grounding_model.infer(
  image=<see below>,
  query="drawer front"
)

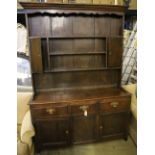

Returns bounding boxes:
[71,101,97,116]
[99,97,130,113]
[31,105,69,119]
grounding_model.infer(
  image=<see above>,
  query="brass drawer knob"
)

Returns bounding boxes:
[46,108,55,114]
[79,105,89,117]
[110,102,119,108]
[65,130,69,134]
[100,126,103,130]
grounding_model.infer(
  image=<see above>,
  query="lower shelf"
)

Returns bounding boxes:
[44,67,121,73]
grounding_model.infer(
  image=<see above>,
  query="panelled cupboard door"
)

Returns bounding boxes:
[108,37,123,67]
[72,115,97,144]
[35,118,70,148]
[99,112,128,138]
[30,38,43,73]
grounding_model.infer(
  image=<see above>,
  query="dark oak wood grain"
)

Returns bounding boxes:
[108,37,123,67]
[20,2,127,12]
[30,38,43,73]
[34,117,70,151]
[33,70,120,91]
[31,87,130,104]
[18,3,131,153]
[99,112,128,137]
[72,115,97,144]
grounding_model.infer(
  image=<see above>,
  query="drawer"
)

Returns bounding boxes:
[71,100,97,116]
[99,97,130,113]
[31,105,69,119]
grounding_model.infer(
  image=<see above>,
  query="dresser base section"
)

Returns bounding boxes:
[30,88,131,153]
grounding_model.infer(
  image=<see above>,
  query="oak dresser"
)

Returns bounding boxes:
[19,2,131,153]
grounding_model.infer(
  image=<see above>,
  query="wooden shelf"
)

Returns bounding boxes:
[30,36,107,39]
[29,36,123,39]
[49,51,106,56]
[50,36,107,39]
[44,67,121,73]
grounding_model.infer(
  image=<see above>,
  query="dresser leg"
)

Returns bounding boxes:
[35,148,41,154]
[124,134,128,141]
[35,144,41,154]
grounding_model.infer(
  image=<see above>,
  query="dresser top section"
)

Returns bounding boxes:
[19,2,127,13]
[31,87,130,104]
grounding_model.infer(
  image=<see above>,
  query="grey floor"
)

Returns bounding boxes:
[39,137,137,155]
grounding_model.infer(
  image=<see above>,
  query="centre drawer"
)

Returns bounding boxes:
[71,100,98,116]
[31,104,69,119]
[99,97,130,113]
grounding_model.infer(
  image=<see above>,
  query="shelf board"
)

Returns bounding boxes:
[44,67,121,73]
[30,36,107,39]
[50,36,107,39]
[49,51,106,56]
[29,36,123,39]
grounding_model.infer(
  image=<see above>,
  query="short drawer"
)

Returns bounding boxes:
[99,97,130,113]
[31,105,69,119]
[71,100,97,116]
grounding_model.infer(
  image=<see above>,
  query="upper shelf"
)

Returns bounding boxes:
[20,2,127,13]
[44,67,121,73]
[49,51,106,56]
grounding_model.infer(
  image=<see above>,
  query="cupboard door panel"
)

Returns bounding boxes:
[72,115,97,144]
[30,38,43,73]
[99,112,128,137]
[35,118,70,148]
[108,37,123,67]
